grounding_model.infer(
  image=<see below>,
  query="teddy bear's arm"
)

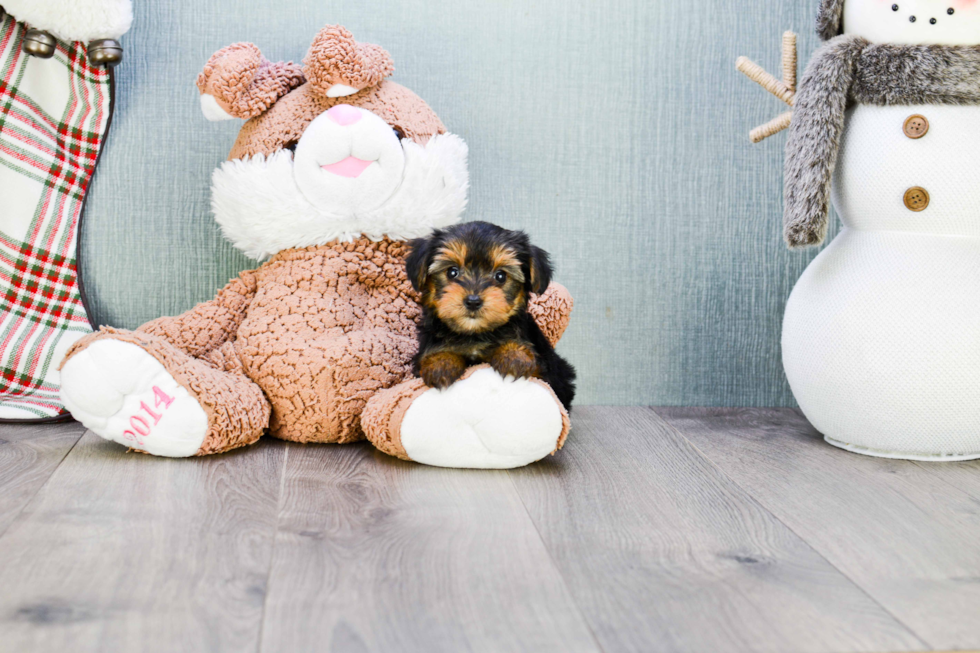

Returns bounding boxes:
[528,282,573,347]
[137,271,258,358]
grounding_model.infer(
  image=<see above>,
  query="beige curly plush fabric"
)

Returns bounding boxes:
[62,24,574,462]
[360,283,574,461]
[302,25,395,96]
[197,25,442,159]
[228,81,446,159]
[62,327,271,456]
[361,364,572,462]
[65,238,572,452]
[238,240,419,443]
[197,43,305,120]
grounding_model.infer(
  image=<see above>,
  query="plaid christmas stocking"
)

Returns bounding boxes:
[0,15,113,420]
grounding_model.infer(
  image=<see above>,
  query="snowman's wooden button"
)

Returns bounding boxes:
[903,115,929,139]
[904,186,930,212]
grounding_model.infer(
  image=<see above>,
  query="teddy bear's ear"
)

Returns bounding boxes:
[197,43,305,122]
[302,25,394,99]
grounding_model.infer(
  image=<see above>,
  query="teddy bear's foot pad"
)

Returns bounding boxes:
[60,340,209,457]
[399,367,566,469]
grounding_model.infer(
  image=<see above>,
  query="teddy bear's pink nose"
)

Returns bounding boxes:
[326,104,361,126]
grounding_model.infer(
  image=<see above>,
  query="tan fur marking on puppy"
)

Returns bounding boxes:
[434,240,467,268]
[420,279,439,310]
[489,341,539,380]
[418,350,467,389]
[489,245,519,270]
[479,286,520,329]
[489,246,526,283]
[435,284,474,328]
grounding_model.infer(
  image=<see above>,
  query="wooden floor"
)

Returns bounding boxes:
[1,407,978,653]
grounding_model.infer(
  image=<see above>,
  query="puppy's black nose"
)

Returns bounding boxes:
[464,295,483,310]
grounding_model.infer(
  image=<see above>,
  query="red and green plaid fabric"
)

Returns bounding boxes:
[0,15,112,419]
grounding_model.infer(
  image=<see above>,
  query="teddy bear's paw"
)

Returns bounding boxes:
[398,367,569,469]
[60,340,209,457]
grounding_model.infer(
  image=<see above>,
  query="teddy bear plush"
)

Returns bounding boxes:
[743,0,980,460]
[58,24,574,469]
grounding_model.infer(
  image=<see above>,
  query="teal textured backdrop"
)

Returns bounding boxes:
[81,0,838,406]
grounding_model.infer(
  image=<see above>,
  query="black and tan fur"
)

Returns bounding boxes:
[406,221,576,410]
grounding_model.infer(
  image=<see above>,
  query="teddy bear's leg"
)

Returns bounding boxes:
[362,365,570,469]
[60,329,270,457]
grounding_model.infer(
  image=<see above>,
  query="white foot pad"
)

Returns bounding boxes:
[59,341,209,457]
[400,367,565,469]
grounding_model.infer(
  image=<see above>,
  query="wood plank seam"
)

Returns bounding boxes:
[0,424,86,542]
[258,442,602,652]
[509,407,924,652]
[645,406,932,652]
[256,444,291,653]
[909,459,980,500]
[504,472,609,653]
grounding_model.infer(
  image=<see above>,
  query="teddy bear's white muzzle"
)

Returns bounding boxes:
[293,105,406,214]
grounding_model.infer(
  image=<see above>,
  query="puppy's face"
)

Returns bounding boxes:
[407,222,554,334]
[422,237,527,334]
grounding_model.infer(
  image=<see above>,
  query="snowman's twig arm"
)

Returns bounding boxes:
[784,35,868,248]
[782,32,797,92]
[750,111,793,144]
[736,57,795,106]
[736,32,798,143]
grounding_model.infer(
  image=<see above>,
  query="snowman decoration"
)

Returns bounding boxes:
[740,0,980,460]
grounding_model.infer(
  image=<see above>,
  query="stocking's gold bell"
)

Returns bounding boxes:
[24,29,56,59]
[87,39,123,67]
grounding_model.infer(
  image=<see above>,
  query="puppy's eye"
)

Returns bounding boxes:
[447,267,460,280]
[494,270,507,283]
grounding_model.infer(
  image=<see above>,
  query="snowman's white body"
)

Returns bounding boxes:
[783,104,980,459]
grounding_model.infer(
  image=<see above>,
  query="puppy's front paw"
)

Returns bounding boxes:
[490,342,539,380]
[419,352,467,389]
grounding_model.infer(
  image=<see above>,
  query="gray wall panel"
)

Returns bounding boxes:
[81,0,836,405]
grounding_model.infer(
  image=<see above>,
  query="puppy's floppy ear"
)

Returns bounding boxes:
[405,237,434,292]
[528,245,553,295]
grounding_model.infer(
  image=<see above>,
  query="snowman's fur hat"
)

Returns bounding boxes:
[817,0,846,41]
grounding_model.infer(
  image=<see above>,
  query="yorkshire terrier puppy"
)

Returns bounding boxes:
[406,221,576,410]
